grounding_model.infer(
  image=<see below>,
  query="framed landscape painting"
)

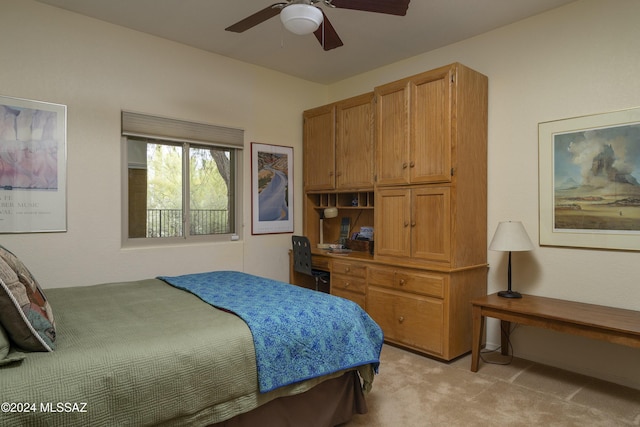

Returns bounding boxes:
[0,95,67,233]
[539,106,640,250]
[251,142,293,235]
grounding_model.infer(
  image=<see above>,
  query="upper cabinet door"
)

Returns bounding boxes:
[375,80,410,186]
[336,93,374,190]
[375,64,454,186]
[303,104,335,191]
[410,67,452,184]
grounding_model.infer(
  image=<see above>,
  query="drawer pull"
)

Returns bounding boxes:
[399,279,405,286]
[345,282,350,288]
[345,267,350,273]
[398,316,405,323]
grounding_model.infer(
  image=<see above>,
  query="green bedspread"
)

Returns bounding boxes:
[0,279,368,426]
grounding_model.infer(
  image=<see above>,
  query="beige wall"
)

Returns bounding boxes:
[328,0,640,389]
[0,0,326,286]
[2,0,639,388]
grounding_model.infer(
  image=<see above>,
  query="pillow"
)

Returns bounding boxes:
[0,322,26,366]
[0,246,55,351]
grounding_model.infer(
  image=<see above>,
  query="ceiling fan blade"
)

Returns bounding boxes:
[225,3,285,33]
[313,11,343,51]
[329,0,410,16]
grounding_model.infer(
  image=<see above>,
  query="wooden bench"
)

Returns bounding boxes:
[471,293,640,372]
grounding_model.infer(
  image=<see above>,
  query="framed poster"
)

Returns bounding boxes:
[539,106,640,250]
[0,95,67,233]
[251,142,294,235]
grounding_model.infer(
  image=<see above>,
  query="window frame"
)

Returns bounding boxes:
[120,115,243,247]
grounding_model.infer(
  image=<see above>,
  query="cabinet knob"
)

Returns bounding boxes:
[402,162,408,169]
[411,221,416,227]
[410,161,415,168]
[398,316,405,323]
[329,171,334,176]
[404,221,409,227]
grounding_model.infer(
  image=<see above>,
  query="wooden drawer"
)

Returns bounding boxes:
[332,287,366,310]
[332,275,366,295]
[367,286,444,356]
[332,260,367,278]
[368,266,445,298]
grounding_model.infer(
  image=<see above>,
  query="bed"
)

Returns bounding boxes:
[0,247,383,427]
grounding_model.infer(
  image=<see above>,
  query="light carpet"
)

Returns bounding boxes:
[346,344,640,426]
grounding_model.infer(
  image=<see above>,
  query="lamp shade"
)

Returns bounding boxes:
[323,207,338,219]
[280,4,323,35]
[489,221,534,252]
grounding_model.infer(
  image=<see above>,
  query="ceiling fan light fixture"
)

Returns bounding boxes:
[280,4,323,35]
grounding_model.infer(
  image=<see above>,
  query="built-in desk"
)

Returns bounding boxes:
[312,249,375,261]
[289,247,372,270]
[289,248,488,361]
[288,249,373,294]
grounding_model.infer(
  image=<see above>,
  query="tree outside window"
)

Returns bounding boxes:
[127,138,235,239]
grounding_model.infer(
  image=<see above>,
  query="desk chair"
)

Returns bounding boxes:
[291,235,330,292]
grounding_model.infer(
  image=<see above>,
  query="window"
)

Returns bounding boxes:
[122,112,243,243]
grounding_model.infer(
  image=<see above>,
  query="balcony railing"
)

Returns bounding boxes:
[147,209,229,237]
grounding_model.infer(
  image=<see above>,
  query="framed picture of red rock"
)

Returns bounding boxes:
[250,142,293,235]
[0,95,67,233]
[539,107,640,250]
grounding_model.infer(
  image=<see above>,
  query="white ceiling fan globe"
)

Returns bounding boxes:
[280,4,323,35]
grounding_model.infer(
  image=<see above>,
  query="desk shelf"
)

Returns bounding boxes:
[304,192,374,248]
[308,191,374,209]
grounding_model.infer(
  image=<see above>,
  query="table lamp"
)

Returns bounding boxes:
[317,207,338,249]
[489,221,534,298]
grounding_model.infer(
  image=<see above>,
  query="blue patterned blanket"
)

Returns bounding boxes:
[158,271,383,393]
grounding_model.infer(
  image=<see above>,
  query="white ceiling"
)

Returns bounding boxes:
[35,0,575,84]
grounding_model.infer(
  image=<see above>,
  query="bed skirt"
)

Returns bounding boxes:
[211,371,368,427]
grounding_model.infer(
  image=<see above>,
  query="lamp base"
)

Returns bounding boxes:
[498,290,522,298]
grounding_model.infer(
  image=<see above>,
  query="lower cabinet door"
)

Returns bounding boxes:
[366,286,444,356]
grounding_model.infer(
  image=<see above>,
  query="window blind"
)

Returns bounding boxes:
[121,111,244,149]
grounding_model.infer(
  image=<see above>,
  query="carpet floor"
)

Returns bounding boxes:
[346,344,640,426]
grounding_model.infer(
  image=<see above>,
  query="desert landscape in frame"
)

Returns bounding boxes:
[553,123,640,231]
[539,107,640,250]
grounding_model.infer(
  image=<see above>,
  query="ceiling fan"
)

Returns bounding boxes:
[225,0,411,51]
